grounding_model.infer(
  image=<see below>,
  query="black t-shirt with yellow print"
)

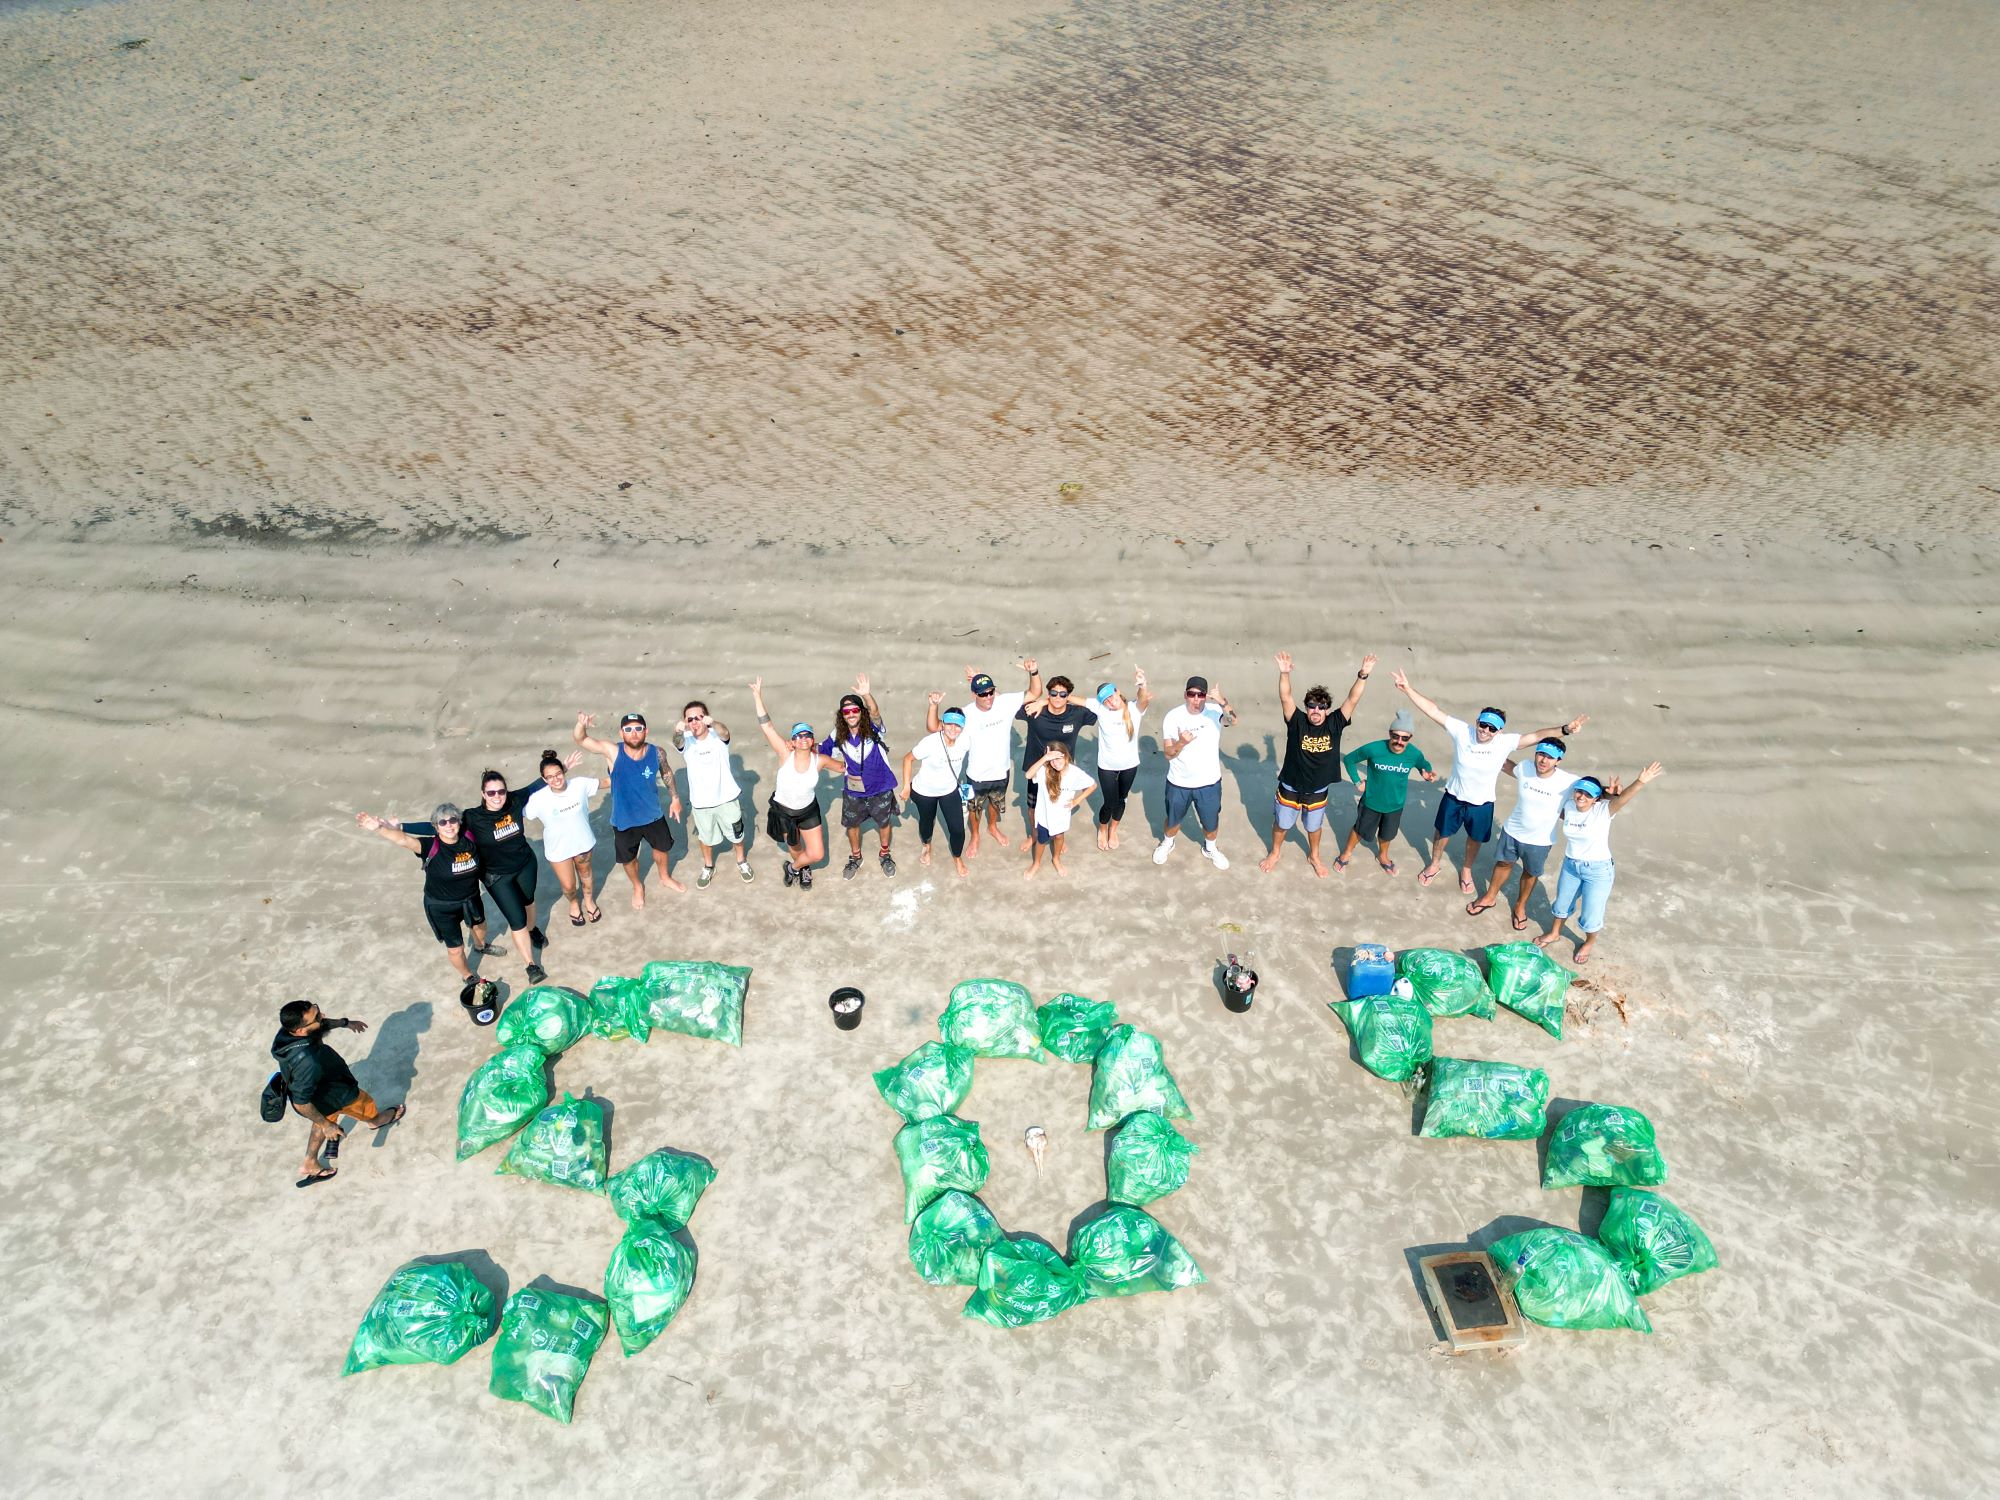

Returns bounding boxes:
[1279,706,1350,791]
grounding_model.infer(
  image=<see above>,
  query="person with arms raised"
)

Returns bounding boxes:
[573,709,686,909]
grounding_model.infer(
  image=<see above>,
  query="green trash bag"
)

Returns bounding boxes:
[1597,1188,1718,1296]
[488,1286,609,1424]
[588,975,647,1041]
[1334,993,1434,1082]
[1543,1103,1668,1190]
[498,1092,608,1193]
[1418,1057,1551,1140]
[1069,1206,1206,1298]
[638,960,750,1047]
[1086,1026,1193,1131]
[606,1148,716,1229]
[1105,1110,1199,1206]
[873,1040,976,1123]
[494,985,592,1055]
[1037,992,1120,1063]
[1489,1228,1652,1333]
[342,1260,496,1375]
[1395,949,1496,1019]
[603,1217,697,1356]
[963,1238,1092,1328]
[1485,942,1571,1038]
[908,1189,1004,1287]
[456,1044,550,1161]
[894,1113,990,1223]
[939,978,1045,1061]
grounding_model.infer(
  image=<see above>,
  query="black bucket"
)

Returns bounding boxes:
[461,979,500,1027]
[829,986,865,1030]
[1221,960,1257,1013]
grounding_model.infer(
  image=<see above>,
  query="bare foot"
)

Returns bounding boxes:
[1051,855,1066,875]
[1574,937,1597,962]
[919,845,933,866]
[1022,862,1039,881]
[1258,853,1280,872]
[1309,857,1331,878]
[629,886,646,910]
[1096,831,1109,851]
[953,858,969,878]
[990,828,1012,847]
[1108,829,1121,849]
[661,876,686,894]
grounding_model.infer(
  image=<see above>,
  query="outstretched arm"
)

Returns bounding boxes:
[750,679,792,757]
[855,673,882,728]
[1521,712,1590,744]
[1021,656,1043,708]
[355,812,422,854]
[1132,666,1154,713]
[573,711,616,765]
[1275,652,1297,718]
[926,690,945,735]
[1391,670,1450,728]
[1607,761,1664,814]
[1337,653,1378,718]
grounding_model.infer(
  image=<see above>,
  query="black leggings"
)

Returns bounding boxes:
[481,864,538,932]
[1097,766,1138,825]
[911,791,966,857]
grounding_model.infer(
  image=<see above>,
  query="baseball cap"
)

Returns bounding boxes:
[1185,675,1209,694]
[1475,709,1507,730]
[970,673,997,695]
[1095,682,1117,704]
[619,712,646,728]
[940,709,967,727]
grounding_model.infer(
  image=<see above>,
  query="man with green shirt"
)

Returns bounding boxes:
[1335,709,1436,875]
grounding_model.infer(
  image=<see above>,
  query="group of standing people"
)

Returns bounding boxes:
[346,654,1664,1015]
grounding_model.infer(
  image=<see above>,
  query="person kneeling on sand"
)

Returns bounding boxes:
[1536,762,1665,963]
[1024,742,1096,878]
[272,1000,401,1188]
[1154,675,1235,870]
[1336,709,1436,874]
[573,710,686,908]
[750,678,842,890]
[1467,737,1579,930]
[674,699,754,888]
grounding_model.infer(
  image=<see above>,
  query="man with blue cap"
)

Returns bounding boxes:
[1391,670,1586,895]
[1467,737,1580,928]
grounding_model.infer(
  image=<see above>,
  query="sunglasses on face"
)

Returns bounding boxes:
[1388,734,1411,744]
[1048,689,1070,699]
[1187,691,1207,699]
[437,818,462,828]
[842,708,862,716]
[482,788,506,798]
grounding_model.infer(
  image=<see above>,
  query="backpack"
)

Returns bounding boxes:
[260,1070,290,1123]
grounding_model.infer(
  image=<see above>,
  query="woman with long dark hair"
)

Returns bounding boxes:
[818,674,899,879]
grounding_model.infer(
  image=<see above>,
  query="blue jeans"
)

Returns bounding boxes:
[1163,779,1222,836]
[1551,857,1615,934]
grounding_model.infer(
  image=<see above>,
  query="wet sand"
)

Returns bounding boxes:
[2,0,1998,1496]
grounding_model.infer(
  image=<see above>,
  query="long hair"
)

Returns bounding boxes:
[1042,746,1068,800]
[835,697,880,749]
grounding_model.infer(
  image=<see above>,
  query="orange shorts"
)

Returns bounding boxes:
[295,1090,379,1125]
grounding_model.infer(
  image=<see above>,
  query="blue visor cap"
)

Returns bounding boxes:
[1095,682,1117,704]
[1572,777,1605,800]
[790,722,815,738]
[1476,711,1507,730]
[940,709,967,727]
[1535,739,1566,760]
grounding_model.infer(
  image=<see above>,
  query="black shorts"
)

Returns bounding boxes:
[424,893,485,947]
[481,863,537,931]
[842,789,899,830]
[766,797,824,846]
[1354,805,1404,843]
[613,818,675,864]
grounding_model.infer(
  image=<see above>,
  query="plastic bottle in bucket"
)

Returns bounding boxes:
[460,977,499,1027]
[829,986,865,1030]
[1221,954,1258,1013]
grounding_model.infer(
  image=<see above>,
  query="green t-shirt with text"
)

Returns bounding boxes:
[1342,740,1433,813]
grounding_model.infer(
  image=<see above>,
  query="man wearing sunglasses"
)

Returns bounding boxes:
[1259,649,1377,876]
[574,709,687,909]
[1468,738,1580,930]
[929,659,1042,860]
[673,699,753,888]
[1154,675,1236,869]
[1336,709,1436,874]
[1016,673,1089,835]
[1392,671,1586,895]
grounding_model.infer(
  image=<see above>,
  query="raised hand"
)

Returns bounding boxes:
[355,812,382,831]
[1392,669,1411,693]
[749,676,764,697]
[1133,665,1147,688]
[1022,657,1038,676]
[577,710,597,730]
[1637,761,1664,784]
[963,664,977,684]
[1275,651,1294,674]
[1564,713,1591,735]
[927,690,944,706]
[855,673,871,697]
[1358,652,1378,676]
[564,750,583,770]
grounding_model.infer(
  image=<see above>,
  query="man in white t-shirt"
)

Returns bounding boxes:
[1466,737,1579,930]
[1393,670,1586,896]
[1153,675,1236,870]
[673,699,752,888]
[926,659,1042,860]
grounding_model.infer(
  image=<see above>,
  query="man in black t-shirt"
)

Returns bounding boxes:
[271,999,404,1186]
[1259,650,1377,876]
[1016,674,1090,832]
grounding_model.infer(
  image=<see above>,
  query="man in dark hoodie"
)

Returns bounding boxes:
[271,1000,404,1186]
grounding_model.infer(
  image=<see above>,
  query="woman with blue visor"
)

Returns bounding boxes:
[1535,760,1665,963]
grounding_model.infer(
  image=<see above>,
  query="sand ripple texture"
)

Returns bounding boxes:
[2,0,1997,543]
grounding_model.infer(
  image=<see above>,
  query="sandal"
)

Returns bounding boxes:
[1332,855,1351,871]
[585,903,602,923]
[1512,914,1530,931]
[1467,899,1495,916]
[1418,866,1439,886]
[569,909,587,927]
[295,1166,338,1188]
[373,1104,407,1129]
[1379,859,1397,876]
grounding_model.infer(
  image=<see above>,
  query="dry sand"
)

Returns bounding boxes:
[1,0,1998,1496]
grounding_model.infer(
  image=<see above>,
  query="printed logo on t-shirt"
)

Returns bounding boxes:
[490,815,520,841]
[450,851,476,874]
[1298,731,1334,754]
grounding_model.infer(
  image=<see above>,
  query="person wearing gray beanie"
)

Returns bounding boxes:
[1334,709,1437,874]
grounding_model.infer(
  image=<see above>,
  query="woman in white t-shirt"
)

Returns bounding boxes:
[750,678,844,891]
[1536,761,1664,963]
[522,749,605,926]
[1088,670,1152,851]
[1023,743,1097,879]
[900,695,972,877]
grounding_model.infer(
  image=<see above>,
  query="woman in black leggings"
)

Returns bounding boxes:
[900,698,971,877]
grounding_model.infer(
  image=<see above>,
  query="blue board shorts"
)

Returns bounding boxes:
[1433,792,1495,843]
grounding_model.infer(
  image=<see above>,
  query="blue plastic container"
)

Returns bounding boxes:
[1345,943,1396,999]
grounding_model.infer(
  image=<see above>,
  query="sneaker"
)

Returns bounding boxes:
[1202,843,1230,871]
[526,963,547,985]
[1153,837,1176,865]
[843,855,862,880]
[529,926,546,950]
[799,866,814,889]
[738,861,755,883]
[783,862,797,887]
[697,864,715,889]
[880,853,896,877]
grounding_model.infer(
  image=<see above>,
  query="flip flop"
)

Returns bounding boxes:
[295,1167,337,1189]
[1467,900,1495,916]
[569,910,587,927]
[1418,866,1439,886]
[585,904,602,923]
[1333,856,1351,871]
[1459,871,1476,895]
[1379,859,1397,875]
[372,1104,407,1129]
[1512,914,1530,931]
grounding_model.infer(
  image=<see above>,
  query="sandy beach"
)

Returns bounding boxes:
[2,1,1997,1496]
